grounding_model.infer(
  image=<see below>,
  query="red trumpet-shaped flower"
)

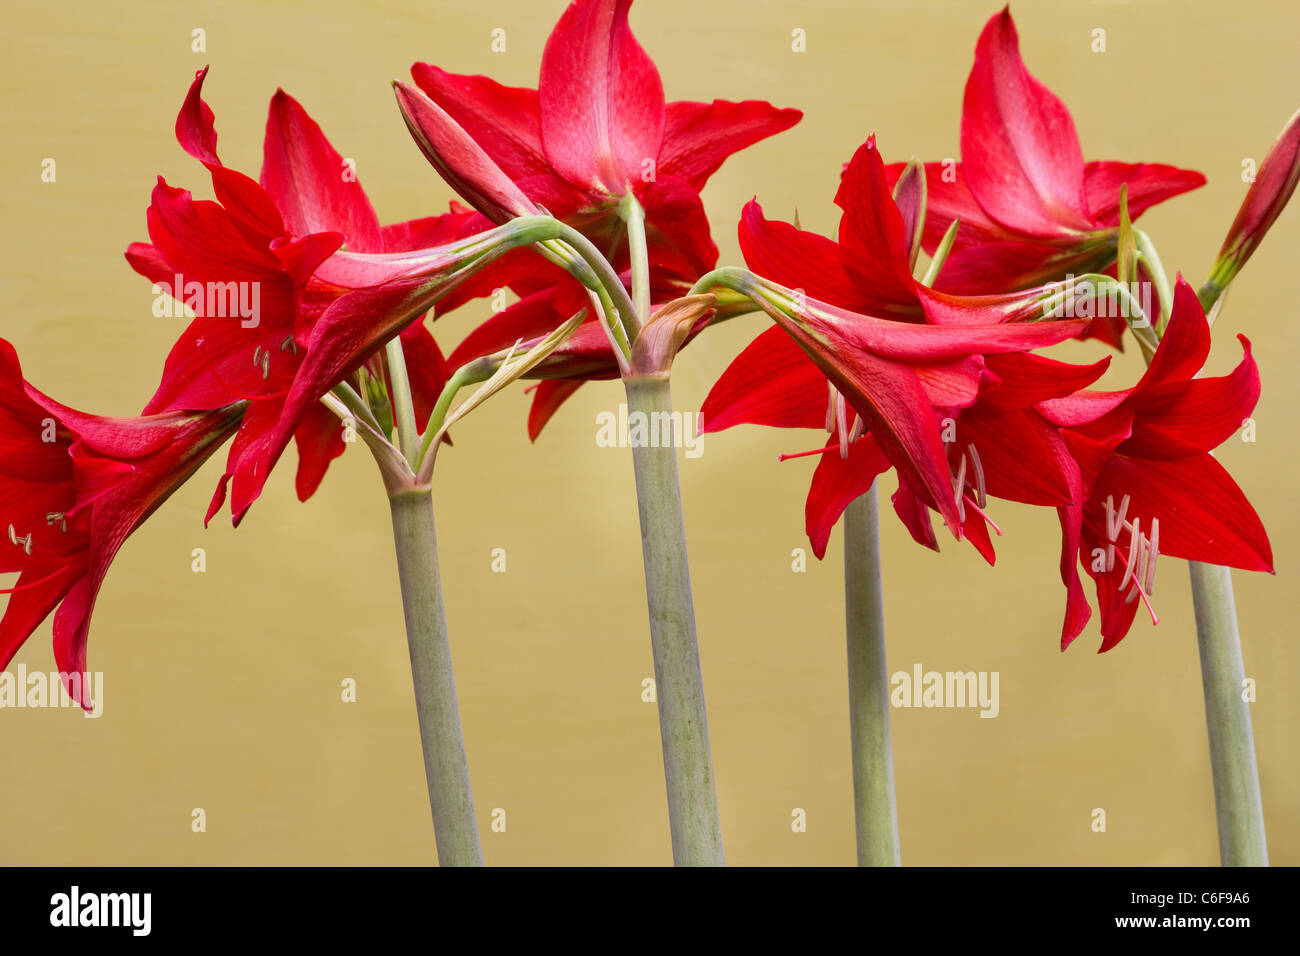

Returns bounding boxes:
[701,321,1105,571]
[128,69,541,522]
[0,340,242,710]
[718,271,1087,537]
[703,131,1092,537]
[888,8,1204,297]
[404,0,801,284]
[1041,278,1272,650]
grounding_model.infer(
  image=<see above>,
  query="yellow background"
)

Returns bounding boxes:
[0,0,1295,865]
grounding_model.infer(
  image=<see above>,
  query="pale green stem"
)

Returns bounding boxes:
[624,376,724,866]
[1187,561,1268,865]
[385,336,420,464]
[388,490,483,866]
[687,266,754,299]
[329,381,384,437]
[843,486,901,866]
[619,193,651,324]
[377,334,481,866]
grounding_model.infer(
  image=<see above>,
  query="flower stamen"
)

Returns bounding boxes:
[7,524,32,555]
[963,494,1003,536]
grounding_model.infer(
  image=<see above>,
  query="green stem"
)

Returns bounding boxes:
[388,491,483,866]
[1188,562,1268,865]
[624,376,724,866]
[843,485,901,866]
[619,193,651,324]
[413,360,494,473]
[384,336,420,464]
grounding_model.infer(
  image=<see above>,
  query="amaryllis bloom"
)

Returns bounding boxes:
[701,319,1105,559]
[129,69,542,522]
[1041,278,1273,650]
[889,8,1204,297]
[405,0,800,284]
[740,133,1106,328]
[0,340,242,709]
[717,271,1087,537]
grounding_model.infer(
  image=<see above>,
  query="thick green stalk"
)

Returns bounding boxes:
[843,485,901,866]
[624,375,724,866]
[1188,562,1268,865]
[385,336,420,463]
[619,193,652,324]
[388,491,483,867]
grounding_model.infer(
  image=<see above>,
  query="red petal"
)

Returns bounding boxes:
[1137,277,1210,388]
[292,402,347,502]
[891,481,938,551]
[146,178,280,282]
[982,352,1111,406]
[958,407,1074,506]
[806,437,890,559]
[1089,453,1273,574]
[738,201,900,316]
[538,0,665,195]
[0,565,80,671]
[1127,335,1259,459]
[659,99,801,191]
[960,9,1092,234]
[260,90,383,252]
[834,137,919,305]
[1083,161,1206,225]
[699,325,826,433]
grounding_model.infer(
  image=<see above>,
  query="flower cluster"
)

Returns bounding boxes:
[1,0,1291,705]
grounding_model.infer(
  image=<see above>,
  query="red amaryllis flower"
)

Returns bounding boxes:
[701,320,1105,563]
[888,8,1204,297]
[128,69,540,522]
[0,340,242,709]
[405,0,800,284]
[1041,278,1272,650]
[740,133,1107,328]
[717,271,1087,537]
